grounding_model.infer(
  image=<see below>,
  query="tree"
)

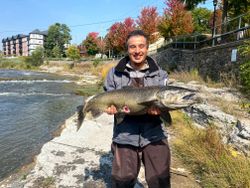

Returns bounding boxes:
[83,32,100,55]
[209,9,222,34]
[225,0,249,18]
[136,6,160,43]
[106,17,136,54]
[66,45,80,61]
[96,36,106,54]
[192,7,212,34]
[182,0,249,32]
[52,45,61,58]
[44,23,71,57]
[221,0,249,33]
[158,0,194,38]
[25,46,44,67]
[238,41,250,92]
[180,0,206,10]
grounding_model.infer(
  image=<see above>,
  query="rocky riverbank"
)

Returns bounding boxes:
[0,112,200,188]
[1,61,249,187]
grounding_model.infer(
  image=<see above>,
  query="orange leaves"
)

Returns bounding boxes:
[159,0,194,38]
[106,17,136,52]
[136,6,160,43]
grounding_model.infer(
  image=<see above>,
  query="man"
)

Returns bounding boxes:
[104,30,171,188]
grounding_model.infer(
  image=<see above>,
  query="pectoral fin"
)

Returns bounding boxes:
[160,110,172,126]
[115,114,126,125]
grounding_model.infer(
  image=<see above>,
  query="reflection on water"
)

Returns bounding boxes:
[0,69,83,180]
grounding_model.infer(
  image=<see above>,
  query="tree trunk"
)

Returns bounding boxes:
[222,0,228,33]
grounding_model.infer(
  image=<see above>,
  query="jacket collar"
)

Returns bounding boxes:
[115,56,159,73]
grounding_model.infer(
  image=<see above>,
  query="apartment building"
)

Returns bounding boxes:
[1,29,47,56]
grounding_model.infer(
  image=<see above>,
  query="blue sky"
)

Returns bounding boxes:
[0,0,213,49]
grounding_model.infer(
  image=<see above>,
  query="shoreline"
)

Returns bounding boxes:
[0,64,102,186]
[0,113,77,187]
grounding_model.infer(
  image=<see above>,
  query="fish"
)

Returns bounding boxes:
[77,85,199,130]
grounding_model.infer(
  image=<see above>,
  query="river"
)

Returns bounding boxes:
[0,69,83,180]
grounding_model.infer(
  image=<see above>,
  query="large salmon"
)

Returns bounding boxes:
[77,86,199,130]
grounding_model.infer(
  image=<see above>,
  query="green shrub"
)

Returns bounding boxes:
[66,45,81,61]
[93,59,101,67]
[239,60,250,92]
[238,40,250,92]
[25,47,44,67]
[0,57,27,69]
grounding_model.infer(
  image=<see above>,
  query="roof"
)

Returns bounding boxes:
[30,29,48,35]
[30,29,41,34]
[17,34,28,38]
[41,30,48,35]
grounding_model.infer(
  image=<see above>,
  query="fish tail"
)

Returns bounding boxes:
[76,105,85,131]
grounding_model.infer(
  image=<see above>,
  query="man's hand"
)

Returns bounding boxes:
[147,106,161,115]
[105,105,117,115]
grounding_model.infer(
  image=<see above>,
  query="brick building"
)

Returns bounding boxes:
[1,29,47,56]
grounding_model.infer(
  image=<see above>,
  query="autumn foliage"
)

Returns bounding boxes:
[158,0,194,38]
[209,9,223,34]
[106,17,136,53]
[83,32,101,55]
[81,0,197,55]
[136,6,160,43]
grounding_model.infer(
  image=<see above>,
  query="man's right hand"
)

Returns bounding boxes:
[105,105,117,115]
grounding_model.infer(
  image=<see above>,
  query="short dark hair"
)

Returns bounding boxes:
[125,30,149,49]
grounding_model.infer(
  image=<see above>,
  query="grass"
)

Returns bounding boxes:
[206,96,250,119]
[169,69,227,88]
[42,176,56,188]
[50,60,117,78]
[0,57,40,70]
[170,111,250,188]
[74,84,103,96]
[169,68,249,118]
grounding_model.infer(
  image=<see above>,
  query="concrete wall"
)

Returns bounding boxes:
[153,40,247,81]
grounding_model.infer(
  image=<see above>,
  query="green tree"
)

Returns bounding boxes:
[52,45,62,58]
[238,40,250,92]
[66,45,80,61]
[180,0,206,10]
[44,23,71,57]
[221,0,249,33]
[83,32,100,56]
[192,8,212,34]
[25,46,44,67]
[224,0,249,18]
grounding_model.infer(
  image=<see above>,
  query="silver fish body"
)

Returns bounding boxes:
[77,85,198,130]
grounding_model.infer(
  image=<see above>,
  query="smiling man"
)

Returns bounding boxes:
[104,30,171,188]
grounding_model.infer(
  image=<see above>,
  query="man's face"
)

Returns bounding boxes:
[127,35,148,65]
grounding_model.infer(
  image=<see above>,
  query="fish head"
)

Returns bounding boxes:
[156,86,200,110]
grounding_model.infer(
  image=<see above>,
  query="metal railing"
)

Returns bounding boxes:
[158,11,250,51]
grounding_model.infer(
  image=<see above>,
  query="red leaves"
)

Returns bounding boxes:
[106,17,136,52]
[159,0,194,38]
[81,1,197,54]
[136,6,160,43]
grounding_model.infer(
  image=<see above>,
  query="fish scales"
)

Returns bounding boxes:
[77,86,199,130]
